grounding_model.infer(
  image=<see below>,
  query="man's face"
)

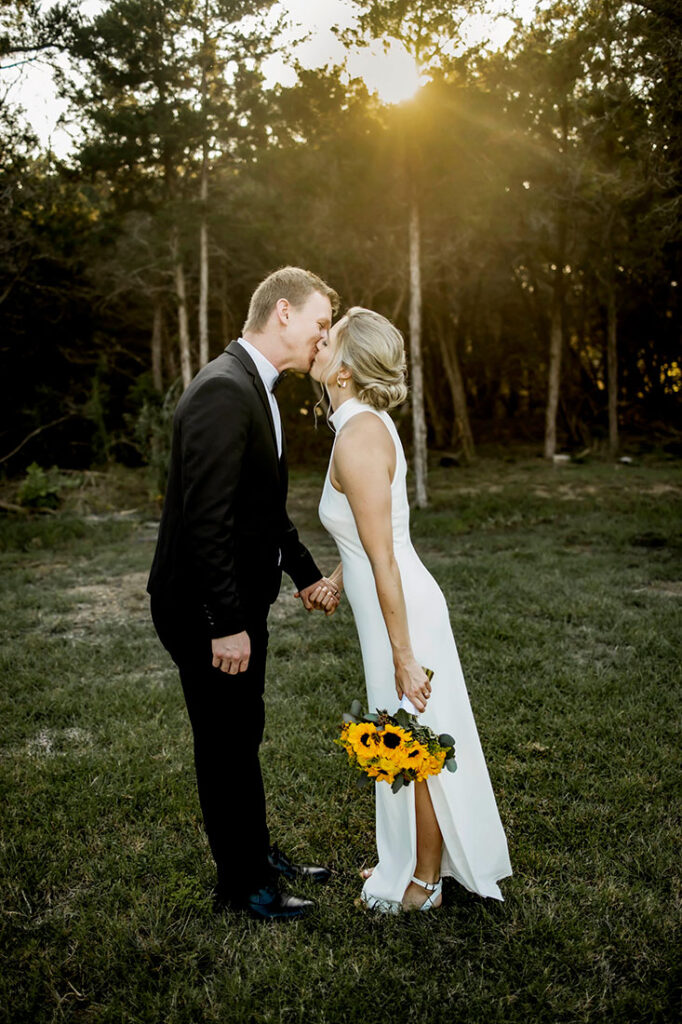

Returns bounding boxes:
[283,291,332,372]
[310,317,343,385]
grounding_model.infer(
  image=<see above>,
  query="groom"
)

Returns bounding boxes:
[148,267,340,921]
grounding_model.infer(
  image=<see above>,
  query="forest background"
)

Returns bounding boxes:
[1,0,681,503]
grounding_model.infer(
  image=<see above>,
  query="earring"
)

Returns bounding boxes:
[336,376,347,389]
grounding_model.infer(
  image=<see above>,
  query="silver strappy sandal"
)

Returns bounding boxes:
[409,874,443,911]
[361,891,401,914]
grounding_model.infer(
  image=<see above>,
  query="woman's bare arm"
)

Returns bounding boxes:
[333,413,431,712]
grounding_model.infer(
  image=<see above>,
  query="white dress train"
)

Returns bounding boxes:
[318,398,512,907]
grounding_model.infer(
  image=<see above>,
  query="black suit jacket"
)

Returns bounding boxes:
[148,341,321,637]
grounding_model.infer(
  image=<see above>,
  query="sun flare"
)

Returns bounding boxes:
[347,40,423,105]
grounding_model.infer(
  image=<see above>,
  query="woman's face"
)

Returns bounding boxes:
[310,317,344,384]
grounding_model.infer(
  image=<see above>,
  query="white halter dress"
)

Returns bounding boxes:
[318,397,512,907]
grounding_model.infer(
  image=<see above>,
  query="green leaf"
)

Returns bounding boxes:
[438,733,455,748]
[350,699,363,719]
[342,713,359,724]
[391,775,405,794]
[394,709,413,728]
[356,772,374,790]
[445,759,458,773]
[364,713,379,723]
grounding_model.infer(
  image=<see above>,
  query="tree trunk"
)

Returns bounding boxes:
[198,2,210,368]
[408,199,428,508]
[171,227,192,390]
[198,177,209,366]
[424,369,446,449]
[545,107,569,459]
[437,317,475,463]
[519,366,530,416]
[606,261,619,457]
[151,297,163,391]
[544,272,564,458]
[220,265,232,348]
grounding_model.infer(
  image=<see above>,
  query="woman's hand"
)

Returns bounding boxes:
[294,577,340,616]
[395,658,432,713]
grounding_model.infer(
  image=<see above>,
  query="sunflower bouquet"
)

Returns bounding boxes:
[337,686,457,794]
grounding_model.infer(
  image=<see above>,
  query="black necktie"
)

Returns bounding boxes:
[271,372,286,394]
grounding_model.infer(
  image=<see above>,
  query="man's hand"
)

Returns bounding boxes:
[294,578,341,616]
[211,631,251,674]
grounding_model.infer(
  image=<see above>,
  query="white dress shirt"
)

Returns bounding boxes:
[236,337,282,458]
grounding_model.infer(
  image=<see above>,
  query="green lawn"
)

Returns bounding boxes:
[1,455,680,1024]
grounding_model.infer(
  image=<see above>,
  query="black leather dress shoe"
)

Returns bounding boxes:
[244,884,314,921]
[268,844,331,884]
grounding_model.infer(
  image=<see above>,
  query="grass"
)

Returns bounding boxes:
[1,454,680,1024]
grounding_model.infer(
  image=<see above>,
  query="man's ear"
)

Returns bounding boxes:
[275,298,289,324]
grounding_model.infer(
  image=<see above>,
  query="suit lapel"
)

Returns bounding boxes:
[279,428,288,495]
[226,341,280,467]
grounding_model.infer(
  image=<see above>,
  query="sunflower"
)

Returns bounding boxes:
[340,722,379,763]
[415,749,447,781]
[379,723,410,752]
[366,756,399,783]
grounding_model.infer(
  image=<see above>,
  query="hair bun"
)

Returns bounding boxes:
[359,378,408,412]
[331,307,408,412]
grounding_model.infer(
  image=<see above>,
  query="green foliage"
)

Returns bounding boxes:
[17,463,62,509]
[83,354,113,464]
[1,0,681,474]
[126,376,182,495]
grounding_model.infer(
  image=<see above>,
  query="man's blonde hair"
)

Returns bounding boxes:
[243,266,340,333]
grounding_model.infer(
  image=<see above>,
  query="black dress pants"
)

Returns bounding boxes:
[150,592,272,904]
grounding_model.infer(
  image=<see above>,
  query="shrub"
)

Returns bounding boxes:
[125,376,181,496]
[17,463,62,509]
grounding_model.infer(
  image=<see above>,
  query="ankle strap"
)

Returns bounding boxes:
[411,875,441,892]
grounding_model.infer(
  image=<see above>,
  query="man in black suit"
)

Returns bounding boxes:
[148,267,340,920]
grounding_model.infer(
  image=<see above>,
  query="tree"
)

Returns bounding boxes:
[339,0,480,506]
[66,0,279,388]
[0,0,77,66]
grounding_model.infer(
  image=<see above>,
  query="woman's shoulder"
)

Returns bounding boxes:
[334,409,395,471]
[336,407,391,442]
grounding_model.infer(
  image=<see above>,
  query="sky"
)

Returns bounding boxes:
[4,0,539,158]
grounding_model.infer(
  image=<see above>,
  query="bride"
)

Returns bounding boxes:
[305,307,512,912]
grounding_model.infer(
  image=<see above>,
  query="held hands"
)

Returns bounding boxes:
[395,658,432,714]
[294,577,341,616]
[212,630,251,674]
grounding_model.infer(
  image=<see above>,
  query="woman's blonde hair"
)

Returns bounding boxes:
[325,307,408,412]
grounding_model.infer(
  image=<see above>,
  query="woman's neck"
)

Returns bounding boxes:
[328,389,357,412]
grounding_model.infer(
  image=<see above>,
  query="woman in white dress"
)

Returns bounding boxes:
[307,307,512,913]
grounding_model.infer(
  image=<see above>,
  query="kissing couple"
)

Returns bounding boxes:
[148,267,511,921]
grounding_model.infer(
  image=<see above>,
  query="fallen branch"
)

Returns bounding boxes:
[0,499,56,515]
[0,414,74,465]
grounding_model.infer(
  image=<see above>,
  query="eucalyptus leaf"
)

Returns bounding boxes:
[350,699,363,719]
[445,759,458,773]
[438,733,455,748]
[342,713,359,724]
[391,775,405,794]
[394,709,412,728]
[356,772,373,790]
[364,713,379,723]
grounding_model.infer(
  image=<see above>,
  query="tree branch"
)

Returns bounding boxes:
[0,413,74,465]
